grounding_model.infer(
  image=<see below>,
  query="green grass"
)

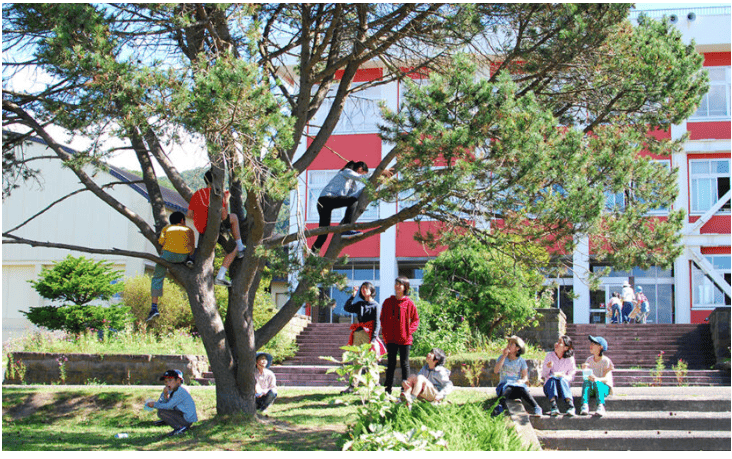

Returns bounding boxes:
[2,386,518,451]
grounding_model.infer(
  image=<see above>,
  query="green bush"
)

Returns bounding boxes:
[411,299,482,356]
[122,275,198,334]
[28,255,124,306]
[22,304,132,334]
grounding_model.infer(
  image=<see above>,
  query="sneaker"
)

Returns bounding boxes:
[215,277,232,287]
[341,230,362,239]
[400,392,413,409]
[564,406,576,417]
[236,249,245,259]
[594,404,605,417]
[146,309,159,321]
[168,425,190,436]
[531,406,543,417]
[185,258,194,269]
[579,403,589,416]
[550,406,560,417]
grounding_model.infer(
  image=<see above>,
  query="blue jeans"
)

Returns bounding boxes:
[611,304,621,323]
[543,376,573,405]
[621,301,633,323]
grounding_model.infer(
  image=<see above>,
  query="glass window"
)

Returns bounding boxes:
[692,66,730,120]
[312,83,383,134]
[689,159,731,214]
[692,257,731,308]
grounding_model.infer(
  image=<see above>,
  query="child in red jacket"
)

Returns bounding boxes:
[380,276,419,394]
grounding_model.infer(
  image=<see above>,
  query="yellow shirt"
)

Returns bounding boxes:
[159,224,194,255]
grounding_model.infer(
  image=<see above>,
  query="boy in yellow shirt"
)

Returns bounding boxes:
[147,212,195,321]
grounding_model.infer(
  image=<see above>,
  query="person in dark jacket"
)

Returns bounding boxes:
[380,276,419,394]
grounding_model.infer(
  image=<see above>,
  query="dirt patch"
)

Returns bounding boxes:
[257,417,345,450]
[3,392,56,420]
[3,392,124,421]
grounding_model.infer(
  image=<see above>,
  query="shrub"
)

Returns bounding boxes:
[122,275,197,334]
[22,304,132,334]
[28,255,123,306]
[411,299,480,356]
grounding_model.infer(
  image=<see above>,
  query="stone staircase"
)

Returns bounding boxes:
[566,323,730,387]
[523,387,732,451]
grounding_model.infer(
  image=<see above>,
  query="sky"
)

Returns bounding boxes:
[5,2,730,173]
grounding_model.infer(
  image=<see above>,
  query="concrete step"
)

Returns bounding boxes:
[537,429,731,451]
[532,411,731,431]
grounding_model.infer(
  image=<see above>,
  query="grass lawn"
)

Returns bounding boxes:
[2,385,502,451]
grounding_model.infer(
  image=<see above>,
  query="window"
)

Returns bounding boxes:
[312,83,382,134]
[690,159,731,213]
[691,67,731,120]
[604,160,671,213]
[306,170,379,222]
[692,255,731,308]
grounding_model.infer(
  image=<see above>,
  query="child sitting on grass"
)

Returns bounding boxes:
[147,369,198,436]
[400,347,453,409]
[493,335,542,417]
[579,335,614,417]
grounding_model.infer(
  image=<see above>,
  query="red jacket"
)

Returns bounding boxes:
[380,295,419,345]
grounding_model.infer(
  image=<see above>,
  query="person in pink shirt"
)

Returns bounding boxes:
[542,335,577,416]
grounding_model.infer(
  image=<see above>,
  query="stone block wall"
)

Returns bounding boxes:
[514,308,567,351]
[708,307,731,371]
[379,358,542,388]
[4,352,208,385]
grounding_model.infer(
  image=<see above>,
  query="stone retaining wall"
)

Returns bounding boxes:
[4,352,208,385]
[382,358,542,387]
[708,307,731,371]
[516,308,567,351]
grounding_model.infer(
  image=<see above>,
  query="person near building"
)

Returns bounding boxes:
[400,347,453,408]
[607,292,622,324]
[620,281,636,324]
[579,335,614,417]
[147,369,198,436]
[254,352,277,412]
[634,286,650,324]
[380,276,419,395]
[187,169,246,287]
[493,335,543,417]
[147,211,195,321]
[542,335,577,416]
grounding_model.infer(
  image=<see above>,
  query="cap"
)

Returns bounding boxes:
[506,335,526,353]
[636,286,643,292]
[588,335,608,352]
[623,281,630,287]
[159,369,183,381]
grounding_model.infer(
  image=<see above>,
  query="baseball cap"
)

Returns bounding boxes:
[159,369,184,381]
[588,335,608,351]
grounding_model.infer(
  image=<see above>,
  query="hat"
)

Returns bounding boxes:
[623,281,630,287]
[159,369,184,381]
[506,335,526,353]
[588,335,608,352]
[256,352,273,369]
[636,286,643,292]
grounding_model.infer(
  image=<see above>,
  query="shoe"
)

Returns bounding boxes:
[215,277,232,287]
[564,406,576,417]
[341,230,362,239]
[146,309,159,321]
[550,406,560,417]
[185,258,194,269]
[168,425,190,436]
[594,404,605,417]
[400,392,413,409]
[531,406,543,417]
[579,403,589,416]
[236,249,245,259]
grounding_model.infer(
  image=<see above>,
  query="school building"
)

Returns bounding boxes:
[289,6,731,325]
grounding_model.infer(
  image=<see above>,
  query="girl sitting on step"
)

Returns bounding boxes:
[580,335,614,417]
[542,335,577,416]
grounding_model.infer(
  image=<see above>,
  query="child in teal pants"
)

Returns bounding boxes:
[580,335,614,417]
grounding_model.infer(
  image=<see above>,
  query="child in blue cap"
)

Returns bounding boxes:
[579,336,614,417]
[147,369,198,436]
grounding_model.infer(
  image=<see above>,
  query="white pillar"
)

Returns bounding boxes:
[573,235,591,324]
